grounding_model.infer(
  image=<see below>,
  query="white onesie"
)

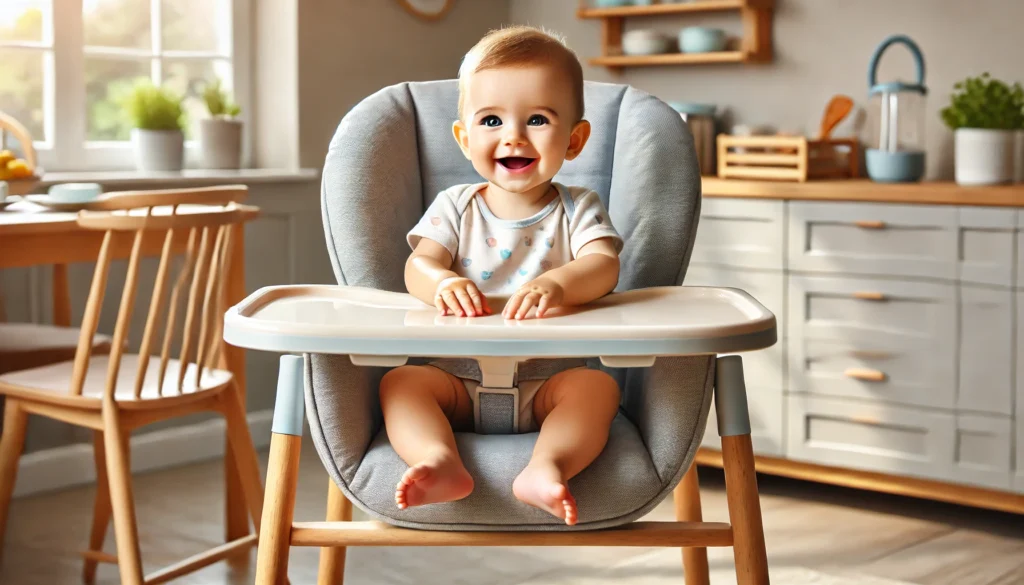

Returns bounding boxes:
[406,181,623,432]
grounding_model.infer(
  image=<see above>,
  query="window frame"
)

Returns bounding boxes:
[1,0,251,172]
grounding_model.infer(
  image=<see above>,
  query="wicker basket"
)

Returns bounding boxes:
[716,134,859,182]
[0,110,41,196]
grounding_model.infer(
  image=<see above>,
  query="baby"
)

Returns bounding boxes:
[379,25,622,526]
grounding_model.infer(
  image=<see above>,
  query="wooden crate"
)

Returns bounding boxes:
[716,134,859,182]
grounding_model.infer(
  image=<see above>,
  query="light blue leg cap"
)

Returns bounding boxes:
[271,354,306,437]
[714,355,751,437]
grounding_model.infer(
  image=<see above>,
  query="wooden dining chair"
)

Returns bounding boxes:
[0,186,265,585]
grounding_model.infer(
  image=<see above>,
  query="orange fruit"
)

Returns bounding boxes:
[0,150,14,167]
[6,159,33,179]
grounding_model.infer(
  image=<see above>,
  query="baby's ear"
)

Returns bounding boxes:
[565,120,592,161]
[452,120,471,159]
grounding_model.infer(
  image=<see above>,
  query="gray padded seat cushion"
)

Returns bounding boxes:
[311,79,711,530]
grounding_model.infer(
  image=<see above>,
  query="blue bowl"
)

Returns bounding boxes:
[679,27,727,53]
[48,182,103,203]
[593,0,631,6]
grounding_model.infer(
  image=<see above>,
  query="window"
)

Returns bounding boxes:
[0,0,249,171]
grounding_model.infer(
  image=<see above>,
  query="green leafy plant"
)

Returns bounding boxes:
[202,79,241,118]
[119,78,185,131]
[940,72,1024,130]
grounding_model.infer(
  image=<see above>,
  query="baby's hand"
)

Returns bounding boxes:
[504,277,564,320]
[435,277,491,317]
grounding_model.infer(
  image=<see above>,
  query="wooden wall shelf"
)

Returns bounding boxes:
[577,0,774,71]
[590,51,745,67]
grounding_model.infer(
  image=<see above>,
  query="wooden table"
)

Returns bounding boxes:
[0,200,252,545]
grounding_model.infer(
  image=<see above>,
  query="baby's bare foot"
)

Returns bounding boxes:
[512,462,578,525]
[395,453,474,509]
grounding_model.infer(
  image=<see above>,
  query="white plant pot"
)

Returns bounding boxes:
[132,128,184,172]
[954,128,1015,186]
[1014,129,1024,183]
[199,118,243,169]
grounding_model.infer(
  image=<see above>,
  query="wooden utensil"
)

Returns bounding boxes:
[818,95,854,139]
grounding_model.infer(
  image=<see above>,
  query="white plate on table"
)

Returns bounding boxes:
[23,194,111,212]
[0,196,19,211]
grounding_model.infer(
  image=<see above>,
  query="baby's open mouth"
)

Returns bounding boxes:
[497,157,537,171]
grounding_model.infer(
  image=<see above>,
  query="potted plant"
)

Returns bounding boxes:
[122,79,186,171]
[199,79,243,169]
[941,72,1024,185]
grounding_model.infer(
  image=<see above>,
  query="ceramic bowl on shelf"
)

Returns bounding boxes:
[593,0,631,7]
[623,29,671,56]
[679,26,727,53]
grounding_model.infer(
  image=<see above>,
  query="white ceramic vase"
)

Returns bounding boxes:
[199,118,243,169]
[132,128,184,172]
[1014,129,1024,183]
[954,128,1015,186]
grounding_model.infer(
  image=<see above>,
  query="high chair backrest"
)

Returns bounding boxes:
[321,80,702,293]
[68,185,257,400]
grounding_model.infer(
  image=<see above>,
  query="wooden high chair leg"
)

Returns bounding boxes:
[715,356,769,585]
[317,479,353,585]
[256,355,305,585]
[675,462,710,585]
[102,399,145,585]
[83,431,112,585]
[0,399,28,565]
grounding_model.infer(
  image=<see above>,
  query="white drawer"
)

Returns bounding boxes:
[685,266,785,391]
[703,387,783,457]
[1016,292,1024,493]
[788,201,957,280]
[958,207,1015,288]
[788,275,956,348]
[786,395,954,483]
[952,414,1013,491]
[958,286,1013,416]
[788,337,954,410]
[1018,210,1024,290]
[690,198,784,270]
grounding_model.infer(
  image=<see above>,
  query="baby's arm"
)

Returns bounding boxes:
[406,240,491,316]
[503,238,619,319]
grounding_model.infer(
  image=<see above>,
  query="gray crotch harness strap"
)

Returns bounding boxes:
[473,357,521,435]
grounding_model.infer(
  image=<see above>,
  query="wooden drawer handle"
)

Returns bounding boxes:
[853,291,886,301]
[844,367,887,382]
[853,220,886,229]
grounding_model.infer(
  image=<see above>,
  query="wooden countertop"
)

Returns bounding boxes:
[701,177,1024,207]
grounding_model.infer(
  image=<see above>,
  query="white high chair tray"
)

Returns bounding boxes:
[223,285,777,359]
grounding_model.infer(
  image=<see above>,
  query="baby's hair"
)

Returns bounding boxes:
[458,25,585,123]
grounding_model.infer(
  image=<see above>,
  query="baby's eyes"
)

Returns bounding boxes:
[528,114,549,126]
[480,115,502,127]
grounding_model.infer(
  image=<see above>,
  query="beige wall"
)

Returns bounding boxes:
[511,0,1024,180]
[296,0,511,169]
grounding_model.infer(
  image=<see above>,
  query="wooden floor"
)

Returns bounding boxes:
[1,438,1022,585]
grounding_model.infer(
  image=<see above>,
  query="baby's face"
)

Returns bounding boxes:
[454,63,589,195]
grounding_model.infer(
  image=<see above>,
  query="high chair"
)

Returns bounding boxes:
[227,80,777,585]
[0,186,266,585]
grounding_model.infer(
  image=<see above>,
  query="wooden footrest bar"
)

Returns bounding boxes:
[143,534,258,585]
[289,520,734,548]
[81,549,118,564]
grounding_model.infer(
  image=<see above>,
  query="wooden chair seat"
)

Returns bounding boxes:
[0,323,112,375]
[0,354,233,409]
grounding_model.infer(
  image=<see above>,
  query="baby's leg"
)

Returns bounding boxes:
[379,365,474,509]
[512,368,620,525]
